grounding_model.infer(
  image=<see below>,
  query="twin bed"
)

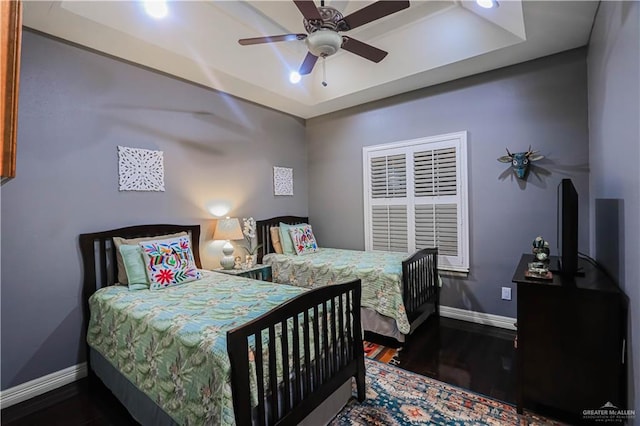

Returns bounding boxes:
[80,224,364,425]
[256,216,440,342]
[80,219,439,425]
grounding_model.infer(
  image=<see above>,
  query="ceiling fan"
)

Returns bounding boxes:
[238,0,410,76]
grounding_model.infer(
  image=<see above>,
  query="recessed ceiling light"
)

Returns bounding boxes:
[144,0,168,19]
[476,0,499,9]
[289,71,301,84]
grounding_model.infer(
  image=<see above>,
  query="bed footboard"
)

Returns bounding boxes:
[402,248,439,331]
[227,279,365,426]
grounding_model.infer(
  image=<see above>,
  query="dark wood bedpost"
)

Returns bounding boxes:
[351,279,366,402]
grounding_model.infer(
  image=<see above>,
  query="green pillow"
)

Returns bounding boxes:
[119,244,149,290]
[279,222,307,255]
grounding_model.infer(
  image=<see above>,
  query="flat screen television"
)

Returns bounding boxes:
[557,178,579,276]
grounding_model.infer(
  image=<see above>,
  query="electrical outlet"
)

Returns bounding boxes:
[501,287,512,301]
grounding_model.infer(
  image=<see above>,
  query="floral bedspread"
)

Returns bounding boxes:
[87,270,306,425]
[264,248,411,334]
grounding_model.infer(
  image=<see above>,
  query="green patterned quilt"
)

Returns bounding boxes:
[87,270,306,425]
[264,248,411,334]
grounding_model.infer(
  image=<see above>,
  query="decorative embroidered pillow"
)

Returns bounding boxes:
[139,235,201,289]
[113,231,188,285]
[288,225,319,255]
[270,226,283,254]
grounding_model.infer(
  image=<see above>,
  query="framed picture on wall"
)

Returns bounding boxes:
[273,166,293,196]
[1,0,22,180]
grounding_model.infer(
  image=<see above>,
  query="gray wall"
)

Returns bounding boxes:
[587,1,639,418]
[307,49,590,319]
[0,31,308,390]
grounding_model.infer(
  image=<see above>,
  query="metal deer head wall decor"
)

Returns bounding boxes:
[497,146,544,179]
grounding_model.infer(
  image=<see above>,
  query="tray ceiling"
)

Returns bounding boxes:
[23,1,598,118]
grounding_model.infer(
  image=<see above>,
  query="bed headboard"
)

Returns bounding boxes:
[79,224,202,297]
[255,216,308,263]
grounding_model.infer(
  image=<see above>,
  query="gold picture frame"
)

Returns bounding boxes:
[1,0,22,179]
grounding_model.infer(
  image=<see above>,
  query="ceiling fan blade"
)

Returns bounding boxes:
[238,34,307,45]
[299,52,319,75]
[341,1,410,30]
[293,0,322,20]
[341,36,388,63]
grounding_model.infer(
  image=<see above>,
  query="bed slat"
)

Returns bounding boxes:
[255,333,266,426]
[268,325,278,423]
[292,314,301,406]
[281,319,291,413]
[303,310,311,398]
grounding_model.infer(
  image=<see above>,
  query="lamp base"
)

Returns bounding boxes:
[220,240,236,270]
[220,255,236,270]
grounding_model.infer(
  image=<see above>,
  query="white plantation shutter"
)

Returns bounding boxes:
[368,152,408,253]
[370,154,406,198]
[415,204,458,256]
[371,205,408,251]
[363,132,469,272]
[414,148,457,196]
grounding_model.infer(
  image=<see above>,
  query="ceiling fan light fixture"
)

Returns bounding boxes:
[476,0,499,9]
[289,71,302,84]
[305,30,343,58]
[143,0,169,19]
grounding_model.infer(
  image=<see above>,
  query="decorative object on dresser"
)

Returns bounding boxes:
[213,217,244,270]
[273,166,294,195]
[497,146,544,180]
[512,253,628,424]
[117,146,165,191]
[526,236,552,280]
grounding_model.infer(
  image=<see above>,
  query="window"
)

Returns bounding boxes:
[363,131,469,272]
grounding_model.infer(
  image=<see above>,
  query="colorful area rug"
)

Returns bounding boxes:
[363,341,401,366]
[330,359,566,426]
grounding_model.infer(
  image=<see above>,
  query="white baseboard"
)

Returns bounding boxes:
[440,306,517,330]
[0,363,87,409]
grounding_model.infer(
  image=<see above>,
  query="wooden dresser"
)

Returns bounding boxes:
[512,254,627,424]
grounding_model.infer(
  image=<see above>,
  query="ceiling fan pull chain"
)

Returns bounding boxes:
[322,57,328,87]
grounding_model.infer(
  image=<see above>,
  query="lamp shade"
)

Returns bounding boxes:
[213,217,244,241]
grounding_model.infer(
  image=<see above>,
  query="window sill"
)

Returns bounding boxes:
[438,268,469,278]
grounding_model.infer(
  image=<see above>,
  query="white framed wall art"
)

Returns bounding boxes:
[273,166,293,196]
[118,146,165,192]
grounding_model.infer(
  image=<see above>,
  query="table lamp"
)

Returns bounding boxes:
[213,217,244,270]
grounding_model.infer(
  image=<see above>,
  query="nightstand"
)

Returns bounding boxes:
[214,264,272,281]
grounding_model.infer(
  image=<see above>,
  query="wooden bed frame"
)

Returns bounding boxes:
[256,216,440,335]
[228,280,365,425]
[79,224,365,425]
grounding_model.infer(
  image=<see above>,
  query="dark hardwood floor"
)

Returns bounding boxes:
[367,316,517,404]
[1,317,517,425]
